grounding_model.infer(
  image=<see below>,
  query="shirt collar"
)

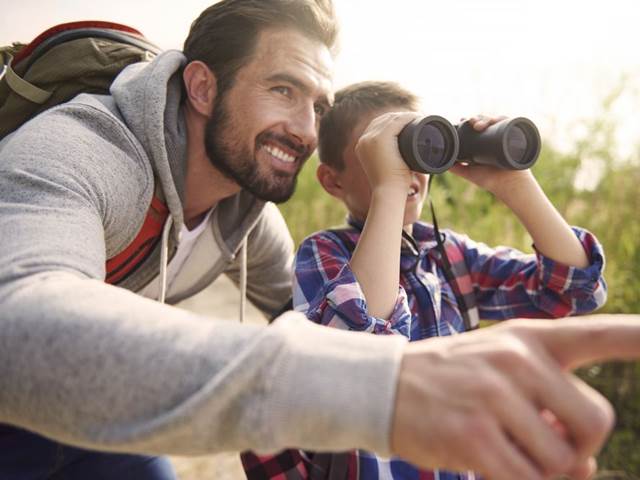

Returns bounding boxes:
[346,214,439,254]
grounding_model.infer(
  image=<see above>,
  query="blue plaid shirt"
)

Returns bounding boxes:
[242,218,607,480]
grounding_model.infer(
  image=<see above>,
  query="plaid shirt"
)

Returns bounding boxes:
[242,219,607,480]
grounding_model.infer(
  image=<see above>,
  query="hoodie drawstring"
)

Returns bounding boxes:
[158,215,173,304]
[239,238,247,323]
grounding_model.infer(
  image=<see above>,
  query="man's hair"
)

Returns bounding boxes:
[183,0,338,97]
[318,81,419,170]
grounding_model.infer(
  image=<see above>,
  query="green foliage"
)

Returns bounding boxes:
[278,156,347,245]
[585,361,640,476]
[277,84,640,475]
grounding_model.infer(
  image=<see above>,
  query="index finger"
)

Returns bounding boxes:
[526,314,640,370]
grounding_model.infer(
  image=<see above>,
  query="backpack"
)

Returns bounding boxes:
[0,21,161,139]
[0,21,168,285]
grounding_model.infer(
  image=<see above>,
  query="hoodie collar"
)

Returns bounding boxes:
[110,50,188,237]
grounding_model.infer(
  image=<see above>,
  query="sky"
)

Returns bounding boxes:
[2,0,639,157]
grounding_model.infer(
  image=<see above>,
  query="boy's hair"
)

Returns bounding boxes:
[318,81,419,170]
[183,0,338,98]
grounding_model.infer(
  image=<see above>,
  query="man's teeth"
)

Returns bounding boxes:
[264,144,296,163]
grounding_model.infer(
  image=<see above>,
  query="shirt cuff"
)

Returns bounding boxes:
[535,227,605,295]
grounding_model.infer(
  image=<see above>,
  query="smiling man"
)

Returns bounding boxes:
[1,2,640,480]
[0,2,337,478]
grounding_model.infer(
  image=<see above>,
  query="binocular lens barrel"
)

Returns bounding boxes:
[398,116,541,173]
[397,116,459,174]
[456,117,541,170]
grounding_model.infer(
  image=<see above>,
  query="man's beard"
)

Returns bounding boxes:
[204,96,309,203]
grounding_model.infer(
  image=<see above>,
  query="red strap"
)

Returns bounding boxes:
[105,197,169,285]
[12,21,144,66]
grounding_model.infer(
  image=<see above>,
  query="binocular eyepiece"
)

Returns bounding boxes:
[398,116,541,174]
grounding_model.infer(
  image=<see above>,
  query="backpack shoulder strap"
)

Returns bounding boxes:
[2,51,52,104]
[105,196,168,285]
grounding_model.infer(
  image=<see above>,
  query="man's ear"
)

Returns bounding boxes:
[182,61,218,117]
[317,163,344,199]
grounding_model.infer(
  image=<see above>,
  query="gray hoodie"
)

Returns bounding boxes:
[0,51,406,456]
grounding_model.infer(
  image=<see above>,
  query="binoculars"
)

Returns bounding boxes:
[398,116,541,173]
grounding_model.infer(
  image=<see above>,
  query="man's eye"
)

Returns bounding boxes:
[314,104,328,117]
[272,86,291,97]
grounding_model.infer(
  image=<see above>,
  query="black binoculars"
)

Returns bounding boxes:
[398,116,541,174]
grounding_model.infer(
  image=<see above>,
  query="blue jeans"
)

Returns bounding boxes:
[0,425,177,480]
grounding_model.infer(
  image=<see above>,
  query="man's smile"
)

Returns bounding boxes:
[256,132,310,175]
[263,143,296,163]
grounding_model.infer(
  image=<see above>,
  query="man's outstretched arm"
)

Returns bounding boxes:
[0,107,407,457]
[391,314,640,480]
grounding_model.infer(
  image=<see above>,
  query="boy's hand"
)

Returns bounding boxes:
[348,112,423,319]
[391,314,640,480]
[450,114,535,200]
[355,112,422,194]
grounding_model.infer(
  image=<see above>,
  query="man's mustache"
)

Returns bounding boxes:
[258,131,311,159]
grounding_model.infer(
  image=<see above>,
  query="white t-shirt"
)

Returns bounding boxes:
[139,208,214,300]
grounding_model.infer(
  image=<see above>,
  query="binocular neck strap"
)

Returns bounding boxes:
[427,175,478,332]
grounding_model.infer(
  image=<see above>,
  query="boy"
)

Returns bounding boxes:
[242,81,606,479]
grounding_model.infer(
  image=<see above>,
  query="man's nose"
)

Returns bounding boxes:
[286,102,318,148]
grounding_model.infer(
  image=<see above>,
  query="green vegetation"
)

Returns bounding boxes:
[277,89,640,476]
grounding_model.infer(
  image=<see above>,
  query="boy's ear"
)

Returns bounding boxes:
[317,163,344,199]
[182,60,218,117]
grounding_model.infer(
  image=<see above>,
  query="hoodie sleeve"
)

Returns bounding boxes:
[0,106,406,457]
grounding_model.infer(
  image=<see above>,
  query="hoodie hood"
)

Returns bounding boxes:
[110,50,188,235]
[105,50,268,301]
